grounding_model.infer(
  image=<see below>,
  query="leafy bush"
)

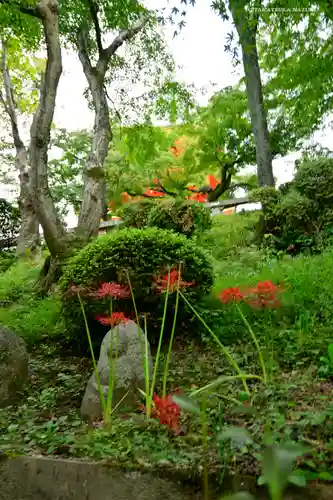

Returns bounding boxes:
[122,199,158,229]
[147,199,212,236]
[60,227,214,351]
[122,198,212,236]
[294,158,333,205]
[0,258,63,346]
[0,198,20,250]
[0,251,17,273]
[251,159,333,254]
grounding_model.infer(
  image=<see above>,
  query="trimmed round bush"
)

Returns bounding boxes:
[122,199,158,229]
[294,158,333,205]
[147,199,212,236]
[122,198,212,236]
[60,227,214,352]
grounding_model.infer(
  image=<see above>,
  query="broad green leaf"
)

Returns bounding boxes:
[172,394,201,414]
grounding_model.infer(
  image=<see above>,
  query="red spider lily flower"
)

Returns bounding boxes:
[245,280,282,309]
[92,282,131,300]
[154,268,194,293]
[189,192,208,203]
[218,287,244,304]
[96,312,129,327]
[151,393,181,432]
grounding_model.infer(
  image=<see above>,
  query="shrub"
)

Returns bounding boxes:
[147,199,212,236]
[0,251,17,274]
[122,198,212,236]
[122,199,158,229]
[60,227,214,352]
[0,198,20,250]
[294,158,333,205]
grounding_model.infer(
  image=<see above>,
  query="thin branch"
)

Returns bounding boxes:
[0,39,24,150]
[88,0,103,56]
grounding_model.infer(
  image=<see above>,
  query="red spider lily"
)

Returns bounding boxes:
[245,280,282,309]
[154,268,194,293]
[151,393,181,432]
[96,312,129,327]
[92,282,131,300]
[218,287,244,304]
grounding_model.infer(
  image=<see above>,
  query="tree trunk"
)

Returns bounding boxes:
[0,41,40,256]
[229,0,274,187]
[16,149,40,256]
[28,0,69,258]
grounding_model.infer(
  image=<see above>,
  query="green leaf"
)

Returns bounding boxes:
[221,493,255,500]
[219,426,253,446]
[288,472,307,488]
[328,343,333,365]
[172,394,201,414]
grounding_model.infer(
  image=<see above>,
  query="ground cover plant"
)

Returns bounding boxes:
[0,214,333,499]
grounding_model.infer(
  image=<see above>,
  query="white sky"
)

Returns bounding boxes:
[1,0,331,225]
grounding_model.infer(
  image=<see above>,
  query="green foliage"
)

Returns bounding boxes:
[60,227,214,350]
[0,259,63,346]
[147,199,212,236]
[252,158,333,254]
[122,199,212,236]
[0,198,20,250]
[294,158,333,205]
[0,251,16,273]
[122,199,158,228]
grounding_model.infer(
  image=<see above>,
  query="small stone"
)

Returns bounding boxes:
[81,320,153,423]
[0,325,28,408]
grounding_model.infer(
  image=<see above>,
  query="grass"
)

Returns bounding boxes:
[1,212,333,496]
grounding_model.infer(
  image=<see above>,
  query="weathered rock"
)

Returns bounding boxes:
[81,320,152,422]
[0,325,28,407]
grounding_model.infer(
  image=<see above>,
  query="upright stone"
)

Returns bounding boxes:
[81,320,152,423]
[0,325,28,407]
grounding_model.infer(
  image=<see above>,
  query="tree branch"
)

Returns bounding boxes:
[88,0,103,56]
[105,15,149,57]
[0,40,25,150]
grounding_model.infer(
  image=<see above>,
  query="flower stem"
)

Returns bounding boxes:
[126,271,150,418]
[162,265,181,398]
[236,304,267,384]
[202,395,209,500]
[179,291,250,395]
[149,270,171,408]
[78,293,106,414]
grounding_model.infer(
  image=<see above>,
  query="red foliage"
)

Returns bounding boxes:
[154,268,194,293]
[151,393,181,432]
[95,312,130,327]
[93,282,131,300]
[143,188,165,198]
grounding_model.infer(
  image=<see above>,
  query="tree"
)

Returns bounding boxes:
[259,5,333,141]
[175,0,275,187]
[0,0,173,285]
[0,38,41,255]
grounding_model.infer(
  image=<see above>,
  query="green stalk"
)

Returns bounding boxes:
[149,270,171,408]
[202,395,209,500]
[179,291,249,395]
[143,314,151,418]
[236,304,267,384]
[78,293,106,414]
[105,299,114,426]
[162,264,181,398]
[190,374,262,397]
[126,271,150,417]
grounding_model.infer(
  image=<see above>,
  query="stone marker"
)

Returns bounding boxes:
[0,325,28,407]
[81,320,152,422]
